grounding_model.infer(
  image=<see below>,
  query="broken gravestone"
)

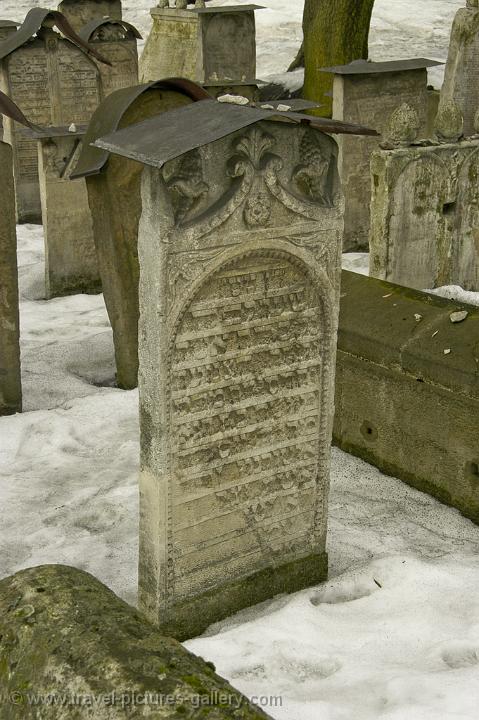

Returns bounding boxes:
[0,564,271,718]
[93,100,375,638]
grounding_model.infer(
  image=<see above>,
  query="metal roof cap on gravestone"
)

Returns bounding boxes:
[191,4,265,13]
[78,17,142,42]
[0,8,111,64]
[70,78,212,179]
[319,58,444,75]
[93,100,378,169]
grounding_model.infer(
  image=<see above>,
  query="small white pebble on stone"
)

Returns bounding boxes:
[414,314,423,322]
[68,123,77,133]
[450,310,468,323]
[261,104,275,110]
[217,94,249,105]
[276,103,292,112]
[382,293,393,298]
[444,348,451,355]
[432,330,439,337]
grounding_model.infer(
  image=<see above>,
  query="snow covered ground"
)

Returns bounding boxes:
[1,2,479,719]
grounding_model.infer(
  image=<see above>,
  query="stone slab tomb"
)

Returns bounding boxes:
[93,100,375,639]
[79,19,141,97]
[440,0,479,138]
[71,79,211,389]
[370,103,479,292]
[0,9,108,223]
[323,59,442,251]
[140,3,263,101]
[57,0,122,32]
[22,125,101,298]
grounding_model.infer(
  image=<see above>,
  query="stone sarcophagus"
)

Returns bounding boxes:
[94,100,374,638]
[70,79,211,389]
[0,9,108,223]
[57,0,123,33]
[79,19,141,98]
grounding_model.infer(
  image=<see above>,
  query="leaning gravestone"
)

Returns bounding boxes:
[440,0,479,138]
[71,79,210,389]
[140,3,263,101]
[323,58,442,251]
[94,100,375,639]
[0,9,108,223]
[24,124,101,298]
[57,0,122,32]
[370,102,479,291]
[79,19,141,97]
[0,92,27,416]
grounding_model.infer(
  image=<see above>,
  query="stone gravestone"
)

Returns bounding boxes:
[79,19,141,98]
[440,0,479,138]
[57,0,122,32]
[370,102,479,291]
[93,100,375,639]
[140,3,263,101]
[23,125,101,298]
[0,92,26,416]
[323,58,442,251]
[0,9,108,223]
[70,79,211,389]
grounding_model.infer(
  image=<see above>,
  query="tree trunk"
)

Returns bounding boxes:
[302,0,375,116]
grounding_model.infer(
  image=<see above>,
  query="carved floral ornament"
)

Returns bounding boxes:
[165,125,339,235]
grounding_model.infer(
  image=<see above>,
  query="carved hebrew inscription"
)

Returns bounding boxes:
[169,250,325,601]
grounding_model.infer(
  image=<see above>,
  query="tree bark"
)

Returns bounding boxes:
[301,0,375,116]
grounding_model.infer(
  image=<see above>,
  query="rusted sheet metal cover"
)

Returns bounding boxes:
[320,58,443,75]
[93,99,378,170]
[0,8,111,65]
[79,18,142,42]
[70,78,212,179]
[0,89,42,130]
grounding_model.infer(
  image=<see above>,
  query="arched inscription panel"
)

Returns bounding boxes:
[168,249,327,601]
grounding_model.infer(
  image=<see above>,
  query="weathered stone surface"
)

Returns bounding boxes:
[0,24,102,223]
[434,99,464,142]
[81,20,140,98]
[382,103,420,148]
[369,137,479,291]
[129,115,344,638]
[140,5,259,88]
[0,564,271,718]
[80,87,193,389]
[0,20,19,42]
[57,0,122,32]
[140,7,198,82]
[331,65,430,251]
[439,0,479,137]
[334,270,479,525]
[37,132,100,299]
[0,141,21,416]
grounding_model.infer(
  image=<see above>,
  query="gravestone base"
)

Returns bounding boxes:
[153,552,328,641]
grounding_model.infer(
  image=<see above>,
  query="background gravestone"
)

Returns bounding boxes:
[0,20,19,41]
[79,19,141,98]
[71,79,210,389]
[140,4,262,101]
[369,105,479,291]
[0,139,21,416]
[440,0,479,138]
[57,0,122,32]
[0,10,105,223]
[323,59,442,251]
[32,126,101,298]
[91,101,370,639]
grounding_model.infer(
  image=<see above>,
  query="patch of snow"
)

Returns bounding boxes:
[342,252,370,276]
[427,285,479,307]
